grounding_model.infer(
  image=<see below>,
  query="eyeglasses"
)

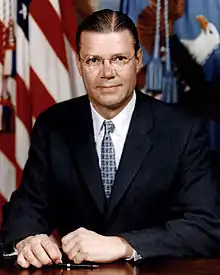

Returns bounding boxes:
[79,53,136,71]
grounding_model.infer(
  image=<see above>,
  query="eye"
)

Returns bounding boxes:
[116,56,127,61]
[86,57,100,64]
[209,29,213,34]
[113,56,128,63]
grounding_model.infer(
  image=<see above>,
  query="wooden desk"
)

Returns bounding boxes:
[1,259,220,275]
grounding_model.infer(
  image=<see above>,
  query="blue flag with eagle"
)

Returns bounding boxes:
[122,0,220,151]
[173,0,220,82]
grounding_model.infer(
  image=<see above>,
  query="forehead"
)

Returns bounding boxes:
[79,30,134,56]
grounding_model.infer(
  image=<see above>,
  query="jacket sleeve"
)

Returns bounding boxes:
[1,113,55,247]
[119,119,220,260]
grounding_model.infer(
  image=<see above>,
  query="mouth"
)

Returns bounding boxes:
[98,85,122,89]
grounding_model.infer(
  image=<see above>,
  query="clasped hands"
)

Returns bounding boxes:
[16,227,133,268]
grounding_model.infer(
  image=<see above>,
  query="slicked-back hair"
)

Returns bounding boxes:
[76,9,140,56]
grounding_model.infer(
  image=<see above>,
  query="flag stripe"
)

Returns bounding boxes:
[64,37,86,96]
[16,26,29,88]
[30,0,68,69]
[15,116,30,170]
[16,74,32,132]
[29,16,72,103]
[0,152,16,200]
[49,0,61,17]
[60,0,78,52]
[0,134,15,164]
[30,67,56,117]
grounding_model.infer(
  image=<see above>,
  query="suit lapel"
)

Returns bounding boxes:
[68,97,106,214]
[107,92,154,217]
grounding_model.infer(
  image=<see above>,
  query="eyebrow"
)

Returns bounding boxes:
[82,52,131,58]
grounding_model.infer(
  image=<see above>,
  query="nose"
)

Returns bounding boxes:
[100,60,116,79]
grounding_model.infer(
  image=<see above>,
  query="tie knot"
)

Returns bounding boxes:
[103,120,115,134]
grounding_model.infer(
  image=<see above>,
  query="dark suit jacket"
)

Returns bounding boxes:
[2,91,220,259]
[170,35,220,121]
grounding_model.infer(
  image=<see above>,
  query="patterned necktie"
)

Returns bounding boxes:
[101,120,116,199]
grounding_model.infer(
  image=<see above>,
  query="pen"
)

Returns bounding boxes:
[55,263,99,269]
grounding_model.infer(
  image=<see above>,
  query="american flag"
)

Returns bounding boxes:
[0,0,85,222]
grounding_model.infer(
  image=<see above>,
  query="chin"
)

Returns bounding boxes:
[100,94,123,105]
[101,95,131,109]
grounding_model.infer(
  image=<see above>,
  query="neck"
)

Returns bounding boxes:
[90,92,134,120]
[94,106,124,120]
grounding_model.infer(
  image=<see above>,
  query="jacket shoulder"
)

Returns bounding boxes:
[34,95,89,128]
[137,91,206,133]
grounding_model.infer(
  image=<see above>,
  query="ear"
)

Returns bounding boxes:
[76,54,83,76]
[135,48,143,74]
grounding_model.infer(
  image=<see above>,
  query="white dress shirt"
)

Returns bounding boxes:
[91,92,136,169]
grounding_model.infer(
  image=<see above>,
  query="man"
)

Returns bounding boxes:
[2,9,220,268]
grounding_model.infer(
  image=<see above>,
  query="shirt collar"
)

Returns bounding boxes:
[91,91,136,140]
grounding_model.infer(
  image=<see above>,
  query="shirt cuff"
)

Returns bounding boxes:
[125,249,142,261]
[3,246,17,257]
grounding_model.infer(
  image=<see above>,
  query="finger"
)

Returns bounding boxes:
[17,252,30,268]
[31,243,53,266]
[68,244,80,261]
[22,247,43,268]
[16,236,33,252]
[62,227,86,244]
[62,236,80,255]
[73,252,88,264]
[61,232,75,245]
[41,237,62,264]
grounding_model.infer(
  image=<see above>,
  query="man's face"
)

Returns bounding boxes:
[76,30,142,116]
